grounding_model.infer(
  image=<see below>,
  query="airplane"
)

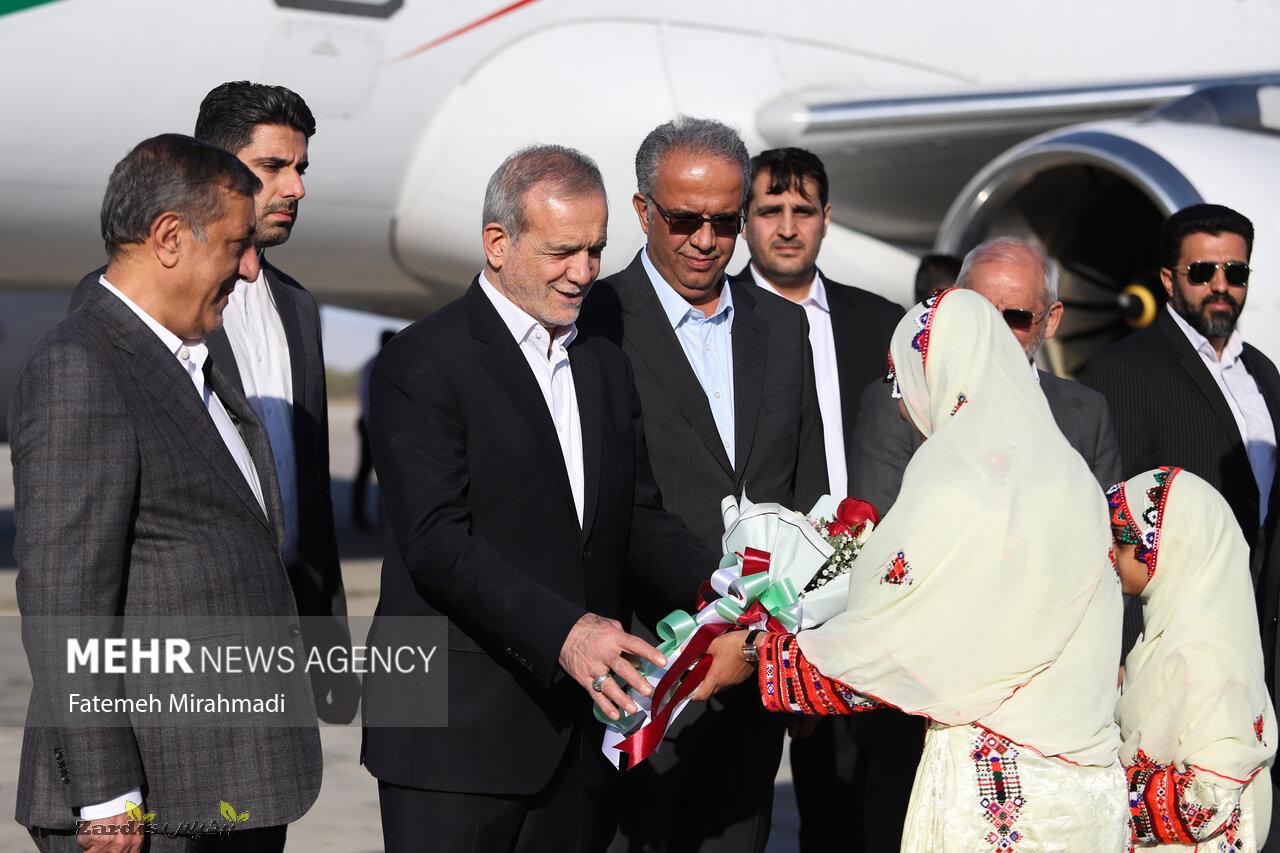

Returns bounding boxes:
[1,0,1278,438]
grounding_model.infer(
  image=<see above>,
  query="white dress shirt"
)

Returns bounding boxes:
[479,273,585,525]
[751,266,846,498]
[222,267,299,564]
[85,277,269,820]
[1169,305,1277,524]
[642,249,737,467]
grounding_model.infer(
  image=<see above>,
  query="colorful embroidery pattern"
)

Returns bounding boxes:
[757,633,879,716]
[909,289,952,378]
[951,393,968,416]
[1126,750,1214,845]
[1106,467,1179,579]
[972,730,1025,851]
[882,551,912,585]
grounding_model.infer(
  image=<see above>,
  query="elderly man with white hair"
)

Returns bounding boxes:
[843,237,1126,851]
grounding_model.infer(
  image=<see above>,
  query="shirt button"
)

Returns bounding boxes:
[704,344,712,352]
[714,391,722,399]
[177,347,189,360]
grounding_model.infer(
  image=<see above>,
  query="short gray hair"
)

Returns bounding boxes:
[101,133,260,257]
[957,237,1060,306]
[482,144,606,243]
[635,116,750,210]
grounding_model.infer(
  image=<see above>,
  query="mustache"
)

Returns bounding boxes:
[1200,292,1241,312]
[261,201,297,216]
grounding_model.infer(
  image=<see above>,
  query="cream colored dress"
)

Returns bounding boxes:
[901,723,1128,853]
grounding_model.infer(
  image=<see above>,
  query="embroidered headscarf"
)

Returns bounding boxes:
[1115,468,1276,786]
[797,288,1123,766]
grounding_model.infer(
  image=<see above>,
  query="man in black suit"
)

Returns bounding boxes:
[69,82,354,722]
[1082,204,1278,563]
[581,118,827,853]
[363,145,714,852]
[1081,205,1280,835]
[851,236,1124,851]
[730,146,903,853]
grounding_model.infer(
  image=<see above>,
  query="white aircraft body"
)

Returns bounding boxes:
[1,0,1279,434]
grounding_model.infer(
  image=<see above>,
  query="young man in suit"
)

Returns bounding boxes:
[363,145,715,853]
[580,118,827,853]
[731,146,903,853]
[13,135,321,852]
[849,236,1124,851]
[69,82,355,723]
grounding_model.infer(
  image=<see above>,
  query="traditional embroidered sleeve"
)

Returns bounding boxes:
[1126,752,1244,845]
[758,632,881,715]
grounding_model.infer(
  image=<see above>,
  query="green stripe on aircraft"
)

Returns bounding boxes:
[0,0,61,16]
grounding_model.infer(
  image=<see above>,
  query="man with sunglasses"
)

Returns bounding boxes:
[581,117,827,853]
[1082,204,1279,561]
[844,236,1122,850]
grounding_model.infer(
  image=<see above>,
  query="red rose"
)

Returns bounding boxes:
[826,497,880,538]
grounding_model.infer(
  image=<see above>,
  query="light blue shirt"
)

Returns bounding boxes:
[641,248,736,466]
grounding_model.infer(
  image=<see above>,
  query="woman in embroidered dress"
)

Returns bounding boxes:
[1109,467,1276,850]
[702,288,1129,851]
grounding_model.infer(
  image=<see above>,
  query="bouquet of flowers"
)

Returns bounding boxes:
[599,493,880,769]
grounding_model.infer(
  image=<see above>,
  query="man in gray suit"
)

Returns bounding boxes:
[853,237,1122,512]
[580,116,827,853]
[848,237,1126,849]
[11,135,320,852]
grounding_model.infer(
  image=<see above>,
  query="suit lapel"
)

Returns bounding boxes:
[470,283,580,525]
[264,260,309,415]
[571,341,602,540]
[205,327,243,397]
[1158,312,1243,442]
[614,256,733,477]
[730,281,767,482]
[92,292,276,535]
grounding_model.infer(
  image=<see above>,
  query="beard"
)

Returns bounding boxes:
[255,202,297,248]
[1172,288,1242,340]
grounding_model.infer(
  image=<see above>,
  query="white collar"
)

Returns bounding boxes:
[478,271,577,351]
[641,248,733,329]
[99,276,209,369]
[750,265,828,313]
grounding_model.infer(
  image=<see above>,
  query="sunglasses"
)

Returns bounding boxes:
[648,197,743,238]
[1001,305,1050,331]
[1172,261,1251,287]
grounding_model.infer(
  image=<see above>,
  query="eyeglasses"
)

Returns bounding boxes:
[648,197,743,238]
[1171,261,1251,287]
[1001,305,1050,331]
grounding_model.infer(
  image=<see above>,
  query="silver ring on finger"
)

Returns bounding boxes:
[591,673,609,693]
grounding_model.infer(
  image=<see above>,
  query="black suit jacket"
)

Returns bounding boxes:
[730,265,904,490]
[1080,307,1280,561]
[361,281,712,795]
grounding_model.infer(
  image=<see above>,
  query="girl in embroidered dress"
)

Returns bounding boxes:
[1109,467,1276,850]
[704,288,1129,851]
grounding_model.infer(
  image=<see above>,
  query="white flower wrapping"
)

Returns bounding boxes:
[599,493,876,769]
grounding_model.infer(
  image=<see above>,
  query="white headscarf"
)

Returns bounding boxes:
[797,288,1123,766]
[1113,467,1277,784]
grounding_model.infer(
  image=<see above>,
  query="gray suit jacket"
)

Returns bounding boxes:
[581,251,829,563]
[850,368,1122,514]
[11,285,321,830]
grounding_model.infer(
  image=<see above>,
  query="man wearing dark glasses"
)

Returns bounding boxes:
[1082,203,1278,561]
[846,236,1122,850]
[581,117,827,853]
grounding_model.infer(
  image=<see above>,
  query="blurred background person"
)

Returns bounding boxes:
[913,253,962,303]
[353,328,397,529]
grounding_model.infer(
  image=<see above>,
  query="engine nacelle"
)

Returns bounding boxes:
[935,107,1280,376]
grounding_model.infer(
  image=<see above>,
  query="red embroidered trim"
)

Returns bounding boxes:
[757,633,879,716]
[1126,750,1213,845]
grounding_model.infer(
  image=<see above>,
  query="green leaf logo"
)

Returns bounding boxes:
[125,801,143,822]
[143,812,157,822]
[219,800,238,822]
[238,812,250,822]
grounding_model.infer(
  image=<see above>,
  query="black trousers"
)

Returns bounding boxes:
[790,709,924,851]
[379,746,603,853]
[30,824,286,852]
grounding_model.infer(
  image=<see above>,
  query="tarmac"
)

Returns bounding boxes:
[0,400,800,851]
